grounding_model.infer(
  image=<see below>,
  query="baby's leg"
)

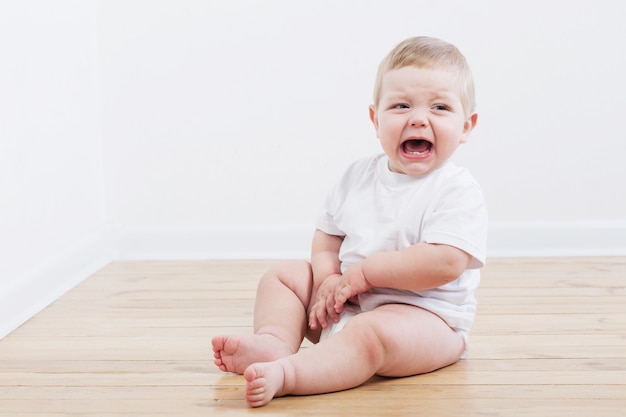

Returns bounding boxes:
[212,260,315,374]
[243,304,465,407]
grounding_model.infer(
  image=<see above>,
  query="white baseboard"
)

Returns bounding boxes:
[115,224,315,260]
[116,221,626,259]
[488,220,626,257]
[3,221,624,339]
[0,226,115,339]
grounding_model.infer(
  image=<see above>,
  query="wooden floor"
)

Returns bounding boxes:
[0,258,625,416]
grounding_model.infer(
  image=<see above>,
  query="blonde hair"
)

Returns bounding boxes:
[372,36,476,116]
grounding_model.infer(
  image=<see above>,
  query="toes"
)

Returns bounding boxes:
[247,378,265,393]
[246,395,267,408]
[247,398,266,408]
[243,365,258,383]
[246,383,265,396]
[244,365,275,407]
[245,381,269,408]
[211,335,225,352]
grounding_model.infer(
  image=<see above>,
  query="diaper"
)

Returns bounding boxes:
[319,303,361,341]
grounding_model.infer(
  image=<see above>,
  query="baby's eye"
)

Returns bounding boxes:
[392,103,410,109]
[433,104,450,111]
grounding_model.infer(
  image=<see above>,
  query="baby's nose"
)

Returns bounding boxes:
[409,110,428,127]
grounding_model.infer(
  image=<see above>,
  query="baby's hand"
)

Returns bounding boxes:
[308,274,342,330]
[334,263,372,312]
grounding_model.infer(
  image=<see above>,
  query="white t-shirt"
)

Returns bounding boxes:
[316,154,488,334]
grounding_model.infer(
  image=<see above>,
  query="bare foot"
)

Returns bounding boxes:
[211,334,293,375]
[244,362,287,407]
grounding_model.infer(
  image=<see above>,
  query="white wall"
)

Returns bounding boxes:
[0,1,112,337]
[2,0,626,337]
[98,0,626,257]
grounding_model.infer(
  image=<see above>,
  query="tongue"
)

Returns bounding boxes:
[404,139,431,153]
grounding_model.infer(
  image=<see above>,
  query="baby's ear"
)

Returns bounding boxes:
[460,113,478,143]
[369,105,379,136]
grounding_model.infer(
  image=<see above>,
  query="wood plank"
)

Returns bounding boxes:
[0,257,624,417]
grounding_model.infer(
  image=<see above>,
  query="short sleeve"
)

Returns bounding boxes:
[422,181,488,269]
[315,183,345,237]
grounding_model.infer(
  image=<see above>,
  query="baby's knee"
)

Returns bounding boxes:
[263,260,310,280]
[261,260,313,293]
[342,314,386,367]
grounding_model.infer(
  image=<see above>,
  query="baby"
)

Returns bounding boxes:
[212,35,488,407]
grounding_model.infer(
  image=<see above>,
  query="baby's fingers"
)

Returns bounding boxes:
[308,309,318,330]
[325,294,340,324]
[308,303,324,330]
[334,286,352,312]
[309,299,330,330]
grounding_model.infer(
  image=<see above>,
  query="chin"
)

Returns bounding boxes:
[405,170,431,177]
[393,165,429,177]
[396,159,433,177]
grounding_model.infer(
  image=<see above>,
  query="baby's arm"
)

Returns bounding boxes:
[334,243,471,309]
[310,229,343,289]
[308,230,344,330]
[366,242,471,290]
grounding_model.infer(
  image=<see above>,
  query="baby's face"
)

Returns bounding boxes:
[369,66,477,177]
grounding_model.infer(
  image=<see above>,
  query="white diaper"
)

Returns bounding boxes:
[319,303,361,341]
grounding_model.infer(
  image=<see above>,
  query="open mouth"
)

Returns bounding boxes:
[402,139,433,156]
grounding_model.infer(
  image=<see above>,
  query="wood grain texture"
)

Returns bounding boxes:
[1,258,625,416]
